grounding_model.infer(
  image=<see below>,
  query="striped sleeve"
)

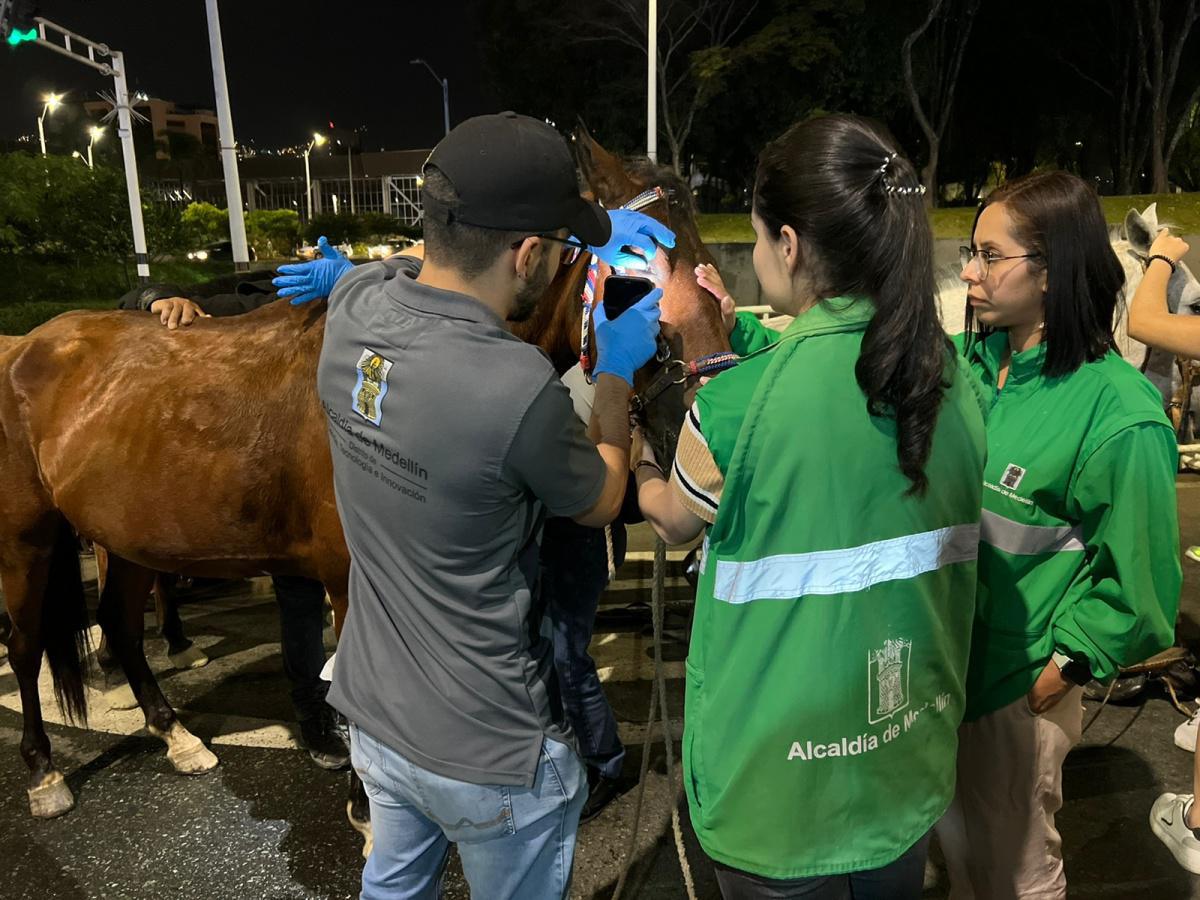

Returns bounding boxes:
[670,403,724,524]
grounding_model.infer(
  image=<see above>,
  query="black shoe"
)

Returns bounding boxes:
[580,767,626,824]
[299,706,350,770]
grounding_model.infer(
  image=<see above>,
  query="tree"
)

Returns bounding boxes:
[1140,0,1200,192]
[571,0,760,173]
[900,0,980,206]
[181,202,229,246]
[1057,0,1200,194]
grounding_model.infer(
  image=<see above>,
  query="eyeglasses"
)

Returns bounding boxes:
[959,246,1040,279]
[511,234,587,266]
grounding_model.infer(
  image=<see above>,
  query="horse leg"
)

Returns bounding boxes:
[347,770,373,859]
[92,545,122,679]
[96,554,217,776]
[4,554,78,818]
[325,584,372,856]
[157,575,208,669]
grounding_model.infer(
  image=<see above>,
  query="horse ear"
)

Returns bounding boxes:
[572,122,637,206]
[1124,208,1153,252]
[1142,202,1159,233]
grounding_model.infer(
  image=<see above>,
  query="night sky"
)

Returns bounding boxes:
[0,0,498,150]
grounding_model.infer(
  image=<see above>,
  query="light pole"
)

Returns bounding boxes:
[410,58,449,136]
[303,132,326,222]
[36,91,62,157]
[647,0,657,163]
[205,0,250,273]
[85,124,103,168]
[21,18,151,282]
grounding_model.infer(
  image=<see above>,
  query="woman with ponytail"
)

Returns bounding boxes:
[936,171,1179,899]
[633,114,988,896]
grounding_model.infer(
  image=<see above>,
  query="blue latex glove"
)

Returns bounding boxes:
[273,236,355,305]
[593,287,663,385]
[588,209,676,270]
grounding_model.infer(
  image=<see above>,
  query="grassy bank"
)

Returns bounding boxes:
[697,192,1200,243]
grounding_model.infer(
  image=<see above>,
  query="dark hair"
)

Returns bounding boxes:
[967,171,1123,377]
[420,166,526,278]
[753,114,948,496]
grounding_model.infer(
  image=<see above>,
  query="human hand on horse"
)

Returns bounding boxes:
[696,262,737,335]
[1150,229,1190,267]
[149,297,209,330]
[273,236,356,305]
[588,209,675,271]
[592,286,663,386]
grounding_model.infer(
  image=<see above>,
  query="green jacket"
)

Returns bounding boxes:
[957,331,1180,720]
[683,304,987,878]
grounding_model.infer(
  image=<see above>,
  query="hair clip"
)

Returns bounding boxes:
[878,151,899,174]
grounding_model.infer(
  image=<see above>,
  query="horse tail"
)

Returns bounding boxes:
[43,515,91,726]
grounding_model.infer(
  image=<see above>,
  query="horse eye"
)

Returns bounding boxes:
[1188,301,1200,316]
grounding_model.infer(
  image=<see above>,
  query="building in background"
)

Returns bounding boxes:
[187,149,429,225]
[83,95,219,161]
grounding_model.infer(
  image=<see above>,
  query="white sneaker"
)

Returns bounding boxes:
[1176,712,1200,751]
[1151,793,1200,873]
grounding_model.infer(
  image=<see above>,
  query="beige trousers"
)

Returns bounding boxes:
[935,686,1084,900]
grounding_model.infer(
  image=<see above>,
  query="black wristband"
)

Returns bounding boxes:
[1148,254,1178,274]
[634,459,665,477]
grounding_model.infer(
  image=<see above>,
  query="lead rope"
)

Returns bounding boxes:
[604,524,616,582]
[612,538,697,900]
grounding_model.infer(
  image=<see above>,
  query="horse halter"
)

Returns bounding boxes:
[577,186,739,415]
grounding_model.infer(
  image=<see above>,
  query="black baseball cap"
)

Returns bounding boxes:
[423,112,611,247]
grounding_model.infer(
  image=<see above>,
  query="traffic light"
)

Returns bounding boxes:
[2,0,40,46]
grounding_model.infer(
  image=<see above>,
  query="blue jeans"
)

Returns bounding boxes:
[270,574,329,721]
[350,723,587,900]
[542,518,626,779]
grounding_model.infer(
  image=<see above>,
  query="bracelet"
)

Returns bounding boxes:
[1148,254,1178,274]
[634,459,665,477]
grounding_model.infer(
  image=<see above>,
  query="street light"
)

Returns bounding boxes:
[37,91,62,157]
[85,125,104,168]
[303,132,327,222]
[409,59,450,136]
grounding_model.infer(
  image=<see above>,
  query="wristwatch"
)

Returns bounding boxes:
[1052,651,1092,685]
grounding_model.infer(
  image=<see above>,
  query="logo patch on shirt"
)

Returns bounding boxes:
[867,638,912,725]
[351,348,392,426]
[1000,463,1027,490]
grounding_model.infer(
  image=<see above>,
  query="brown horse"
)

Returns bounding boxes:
[0,128,728,823]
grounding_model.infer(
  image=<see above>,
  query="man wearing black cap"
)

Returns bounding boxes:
[312,113,671,898]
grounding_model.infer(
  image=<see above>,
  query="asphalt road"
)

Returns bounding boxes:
[2,488,1200,899]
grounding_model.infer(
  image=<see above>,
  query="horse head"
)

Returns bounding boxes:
[571,125,730,465]
[1119,204,1200,318]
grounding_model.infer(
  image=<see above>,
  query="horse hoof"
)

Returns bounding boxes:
[346,800,373,859]
[170,741,219,775]
[167,644,209,670]
[28,772,74,819]
[104,683,140,711]
[150,722,219,775]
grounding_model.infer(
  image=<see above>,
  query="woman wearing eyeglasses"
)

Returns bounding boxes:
[936,171,1180,899]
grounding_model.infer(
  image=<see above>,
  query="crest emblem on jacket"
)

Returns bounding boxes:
[352,348,392,426]
[1000,463,1027,490]
[867,638,912,724]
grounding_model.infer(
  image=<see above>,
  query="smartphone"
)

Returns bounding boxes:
[602,275,655,319]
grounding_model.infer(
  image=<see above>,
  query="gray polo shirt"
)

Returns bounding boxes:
[317,257,607,787]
